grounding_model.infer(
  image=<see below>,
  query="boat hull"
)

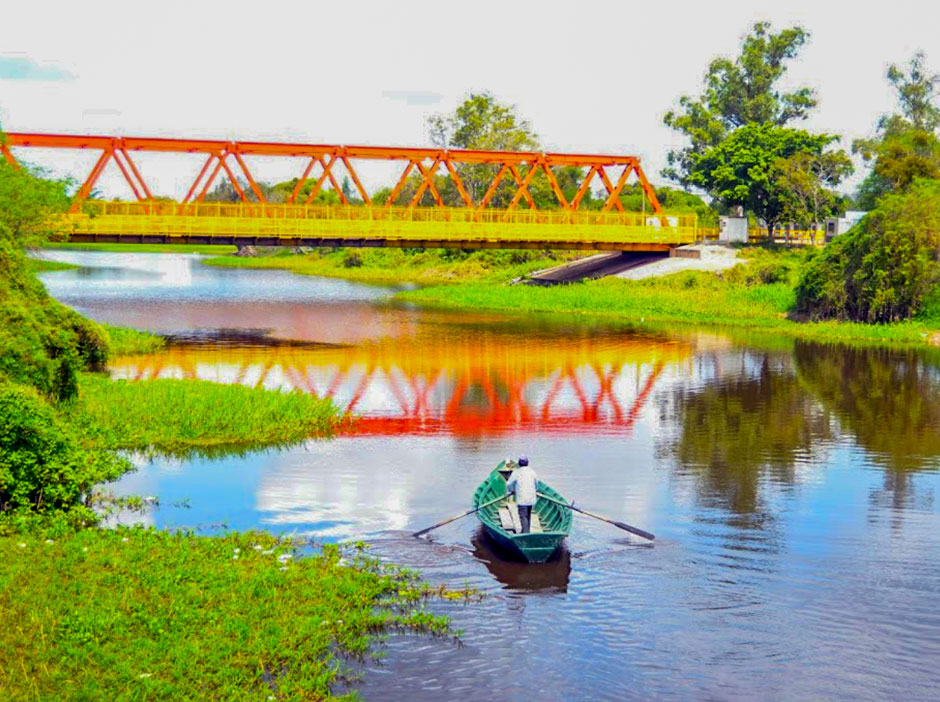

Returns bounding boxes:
[473,462,573,564]
[480,523,566,563]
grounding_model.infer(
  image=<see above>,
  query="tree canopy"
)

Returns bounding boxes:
[664,22,817,185]
[686,123,840,233]
[853,52,940,208]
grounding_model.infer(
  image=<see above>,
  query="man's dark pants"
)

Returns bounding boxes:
[519,505,532,533]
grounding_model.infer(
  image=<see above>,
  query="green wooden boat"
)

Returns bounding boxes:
[472,461,572,563]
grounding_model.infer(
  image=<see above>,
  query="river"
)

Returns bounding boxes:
[38,250,940,701]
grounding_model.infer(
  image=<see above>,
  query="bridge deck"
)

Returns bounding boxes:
[62,202,698,251]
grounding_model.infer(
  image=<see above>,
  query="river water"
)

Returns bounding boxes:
[39,250,940,701]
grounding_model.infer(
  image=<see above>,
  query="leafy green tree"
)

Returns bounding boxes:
[796,179,940,322]
[854,126,940,195]
[774,150,853,237]
[664,22,817,185]
[885,51,940,133]
[686,123,840,234]
[428,92,540,207]
[853,52,940,205]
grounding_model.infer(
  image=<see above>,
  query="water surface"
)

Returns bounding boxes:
[40,250,940,701]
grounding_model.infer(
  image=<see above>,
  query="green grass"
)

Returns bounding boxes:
[104,325,167,356]
[397,271,940,345]
[44,241,238,254]
[65,374,347,456]
[202,247,579,285]
[26,258,80,272]
[0,528,458,701]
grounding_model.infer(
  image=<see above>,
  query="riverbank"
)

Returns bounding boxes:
[0,529,454,700]
[43,241,237,254]
[67,373,347,456]
[396,269,940,346]
[202,246,579,285]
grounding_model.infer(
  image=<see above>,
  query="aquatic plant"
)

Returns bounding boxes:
[0,529,455,700]
[65,374,347,457]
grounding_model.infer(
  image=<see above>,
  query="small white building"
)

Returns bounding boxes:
[717,215,749,243]
[824,211,867,241]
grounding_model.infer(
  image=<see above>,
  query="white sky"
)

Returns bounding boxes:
[2,0,938,199]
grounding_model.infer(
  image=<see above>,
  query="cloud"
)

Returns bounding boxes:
[381,90,443,106]
[0,55,75,82]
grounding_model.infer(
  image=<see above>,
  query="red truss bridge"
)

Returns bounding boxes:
[3,132,699,251]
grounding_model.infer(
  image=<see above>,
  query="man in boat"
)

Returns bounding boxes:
[505,456,537,534]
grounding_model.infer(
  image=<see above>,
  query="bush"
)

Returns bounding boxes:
[342,251,363,268]
[796,180,940,322]
[0,383,128,528]
[0,163,110,399]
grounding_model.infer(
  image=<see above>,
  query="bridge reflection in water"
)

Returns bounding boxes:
[110,335,691,436]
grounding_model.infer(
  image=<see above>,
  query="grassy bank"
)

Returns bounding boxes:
[397,266,940,345]
[103,324,167,355]
[203,247,579,285]
[43,241,237,254]
[66,374,347,456]
[26,258,79,272]
[0,529,454,700]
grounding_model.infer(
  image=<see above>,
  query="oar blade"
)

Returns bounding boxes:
[613,521,655,541]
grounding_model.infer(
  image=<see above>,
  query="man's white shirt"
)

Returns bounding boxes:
[506,466,538,506]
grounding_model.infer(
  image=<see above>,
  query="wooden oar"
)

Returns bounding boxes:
[412,494,509,538]
[537,492,655,541]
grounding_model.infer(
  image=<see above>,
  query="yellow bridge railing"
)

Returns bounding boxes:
[59,201,700,249]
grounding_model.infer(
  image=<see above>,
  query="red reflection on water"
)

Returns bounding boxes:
[111,336,688,436]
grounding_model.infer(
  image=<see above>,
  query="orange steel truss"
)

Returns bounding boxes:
[3,132,663,215]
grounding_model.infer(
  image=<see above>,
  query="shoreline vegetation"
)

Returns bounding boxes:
[41,241,237,255]
[47,240,940,345]
[0,530,456,700]
[201,246,579,285]
[68,374,348,457]
[2,155,460,700]
[203,244,940,346]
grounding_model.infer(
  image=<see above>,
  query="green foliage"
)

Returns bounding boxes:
[203,246,572,285]
[796,180,940,322]
[102,325,167,356]
[0,163,109,399]
[0,383,128,529]
[855,124,940,193]
[853,52,940,204]
[27,258,79,272]
[398,250,940,345]
[66,374,345,457]
[885,51,940,133]
[429,91,538,152]
[428,92,541,207]
[687,123,841,232]
[43,241,237,254]
[0,530,455,700]
[773,150,853,228]
[616,184,717,223]
[664,21,817,185]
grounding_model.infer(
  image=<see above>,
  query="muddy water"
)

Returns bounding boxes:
[39,250,940,701]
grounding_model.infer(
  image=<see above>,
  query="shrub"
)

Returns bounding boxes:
[342,251,363,268]
[0,383,128,528]
[796,180,940,322]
